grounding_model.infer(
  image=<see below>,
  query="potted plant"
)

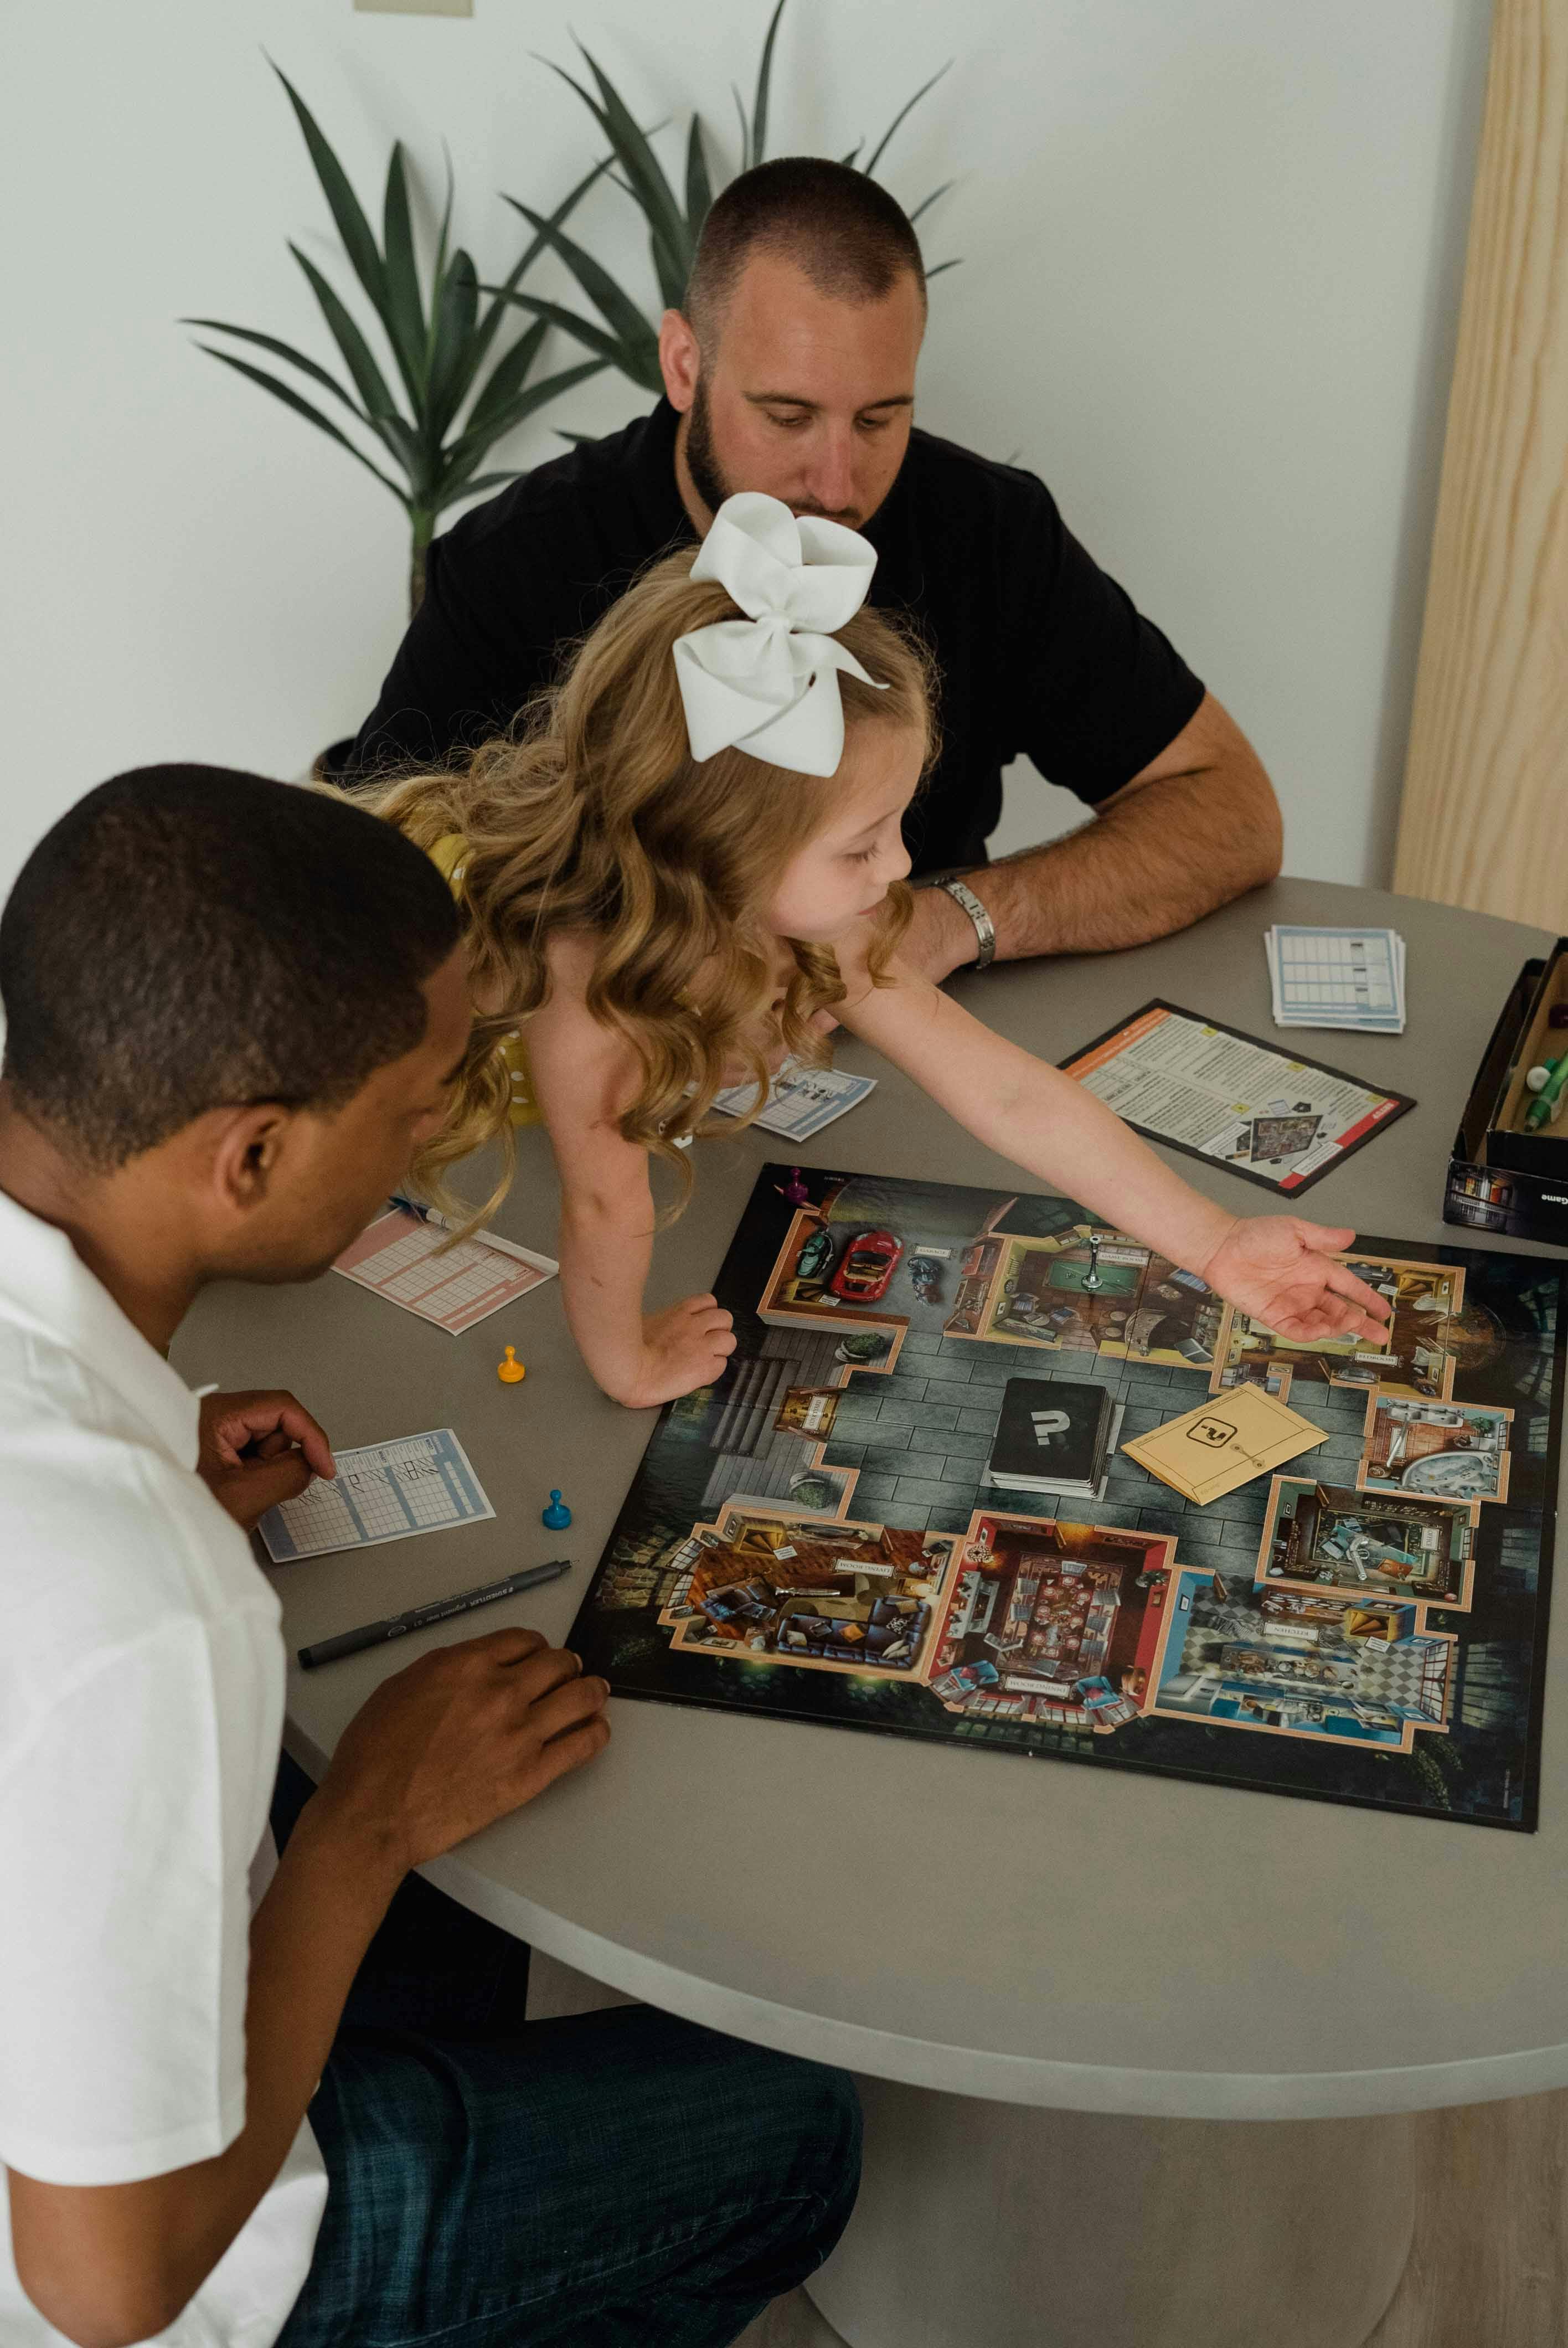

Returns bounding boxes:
[184,66,607,614]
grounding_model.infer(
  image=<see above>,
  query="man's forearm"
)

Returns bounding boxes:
[910,689,1285,973]
[955,759,1281,963]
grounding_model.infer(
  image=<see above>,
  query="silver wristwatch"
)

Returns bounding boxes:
[934,877,997,971]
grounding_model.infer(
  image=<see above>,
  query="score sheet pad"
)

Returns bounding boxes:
[1266,925,1406,1034]
[1060,1000,1414,1195]
[711,1056,876,1141]
[257,1429,495,1563]
[334,1206,556,1335]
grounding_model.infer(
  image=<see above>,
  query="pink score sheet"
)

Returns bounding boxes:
[333,1207,557,1336]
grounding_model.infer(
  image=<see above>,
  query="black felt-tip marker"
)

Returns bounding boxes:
[298,1558,572,1670]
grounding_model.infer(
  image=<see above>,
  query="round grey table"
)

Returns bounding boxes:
[176,879,1568,2348]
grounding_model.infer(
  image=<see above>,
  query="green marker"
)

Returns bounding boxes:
[1526,1053,1568,1131]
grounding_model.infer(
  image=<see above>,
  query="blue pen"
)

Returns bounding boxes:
[388,1190,436,1224]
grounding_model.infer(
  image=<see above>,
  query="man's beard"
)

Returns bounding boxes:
[684,374,736,521]
[684,373,869,528]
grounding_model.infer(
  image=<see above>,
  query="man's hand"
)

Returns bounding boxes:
[1199,1219,1393,1345]
[313,1625,611,1872]
[197,1389,335,1531]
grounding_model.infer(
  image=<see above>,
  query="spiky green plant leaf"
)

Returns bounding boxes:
[440,357,607,487]
[684,118,714,241]
[486,289,661,392]
[270,66,391,339]
[181,317,363,413]
[501,198,663,363]
[746,0,787,171]
[906,179,955,228]
[862,61,951,178]
[288,243,401,426]
[566,49,690,283]
[380,142,427,394]
[193,344,408,501]
[425,248,481,441]
[462,316,549,442]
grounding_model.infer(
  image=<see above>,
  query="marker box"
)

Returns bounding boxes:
[1446,939,1568,1243]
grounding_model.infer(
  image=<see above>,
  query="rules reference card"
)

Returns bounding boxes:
[1059,1001,1414,1194]
[257,1428,495,1562]
[333,1206,556,1335]
[1121,1387,1327,1506]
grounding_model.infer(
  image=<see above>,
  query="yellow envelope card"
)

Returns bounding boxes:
[1122,1385,1327,1506]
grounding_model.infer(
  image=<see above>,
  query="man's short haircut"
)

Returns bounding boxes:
[0,765,461,1170]
[684,157,926,341]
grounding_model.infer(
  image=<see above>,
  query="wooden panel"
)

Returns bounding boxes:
[1368,2092,1568,2346]
[745,2089,1568,2344]
[1394,0,1568,929]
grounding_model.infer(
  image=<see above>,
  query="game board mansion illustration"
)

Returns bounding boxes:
[568,1167,1564,1827]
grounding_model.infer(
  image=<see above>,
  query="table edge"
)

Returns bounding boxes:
[415,1832,1568,2121]
[288,1660,1560,2125]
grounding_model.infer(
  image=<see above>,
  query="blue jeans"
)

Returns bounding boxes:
[270,1759,860,2346]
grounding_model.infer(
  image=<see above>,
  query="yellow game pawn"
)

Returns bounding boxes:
[497,1346,526,1384]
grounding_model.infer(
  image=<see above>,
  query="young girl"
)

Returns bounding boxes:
[369,491,1389,1407]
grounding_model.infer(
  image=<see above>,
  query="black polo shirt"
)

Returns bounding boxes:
[344,398,1205,874]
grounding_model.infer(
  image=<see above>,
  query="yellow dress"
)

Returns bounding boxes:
[429,833,541,1127]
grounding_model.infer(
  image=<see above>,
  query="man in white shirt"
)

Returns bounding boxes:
[0,766,859,2347]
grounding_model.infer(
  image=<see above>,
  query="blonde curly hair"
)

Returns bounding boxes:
[357,543,937,1213]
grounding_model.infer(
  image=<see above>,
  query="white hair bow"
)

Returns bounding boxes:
[673,491,884,776]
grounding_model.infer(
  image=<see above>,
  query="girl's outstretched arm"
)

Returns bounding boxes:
[526,946,737,1407]
[836,955,1391,1346]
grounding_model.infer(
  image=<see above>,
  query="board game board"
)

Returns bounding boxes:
[568,1166,1564,1828]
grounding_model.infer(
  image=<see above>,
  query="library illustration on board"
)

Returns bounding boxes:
[569,1166,1564,1829]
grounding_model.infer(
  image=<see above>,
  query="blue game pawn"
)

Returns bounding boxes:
[541,1488,572,1530]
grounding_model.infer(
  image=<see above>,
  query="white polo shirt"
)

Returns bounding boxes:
[0,1186,327,2345]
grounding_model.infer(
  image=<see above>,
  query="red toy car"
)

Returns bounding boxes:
[830,1230,903,1302]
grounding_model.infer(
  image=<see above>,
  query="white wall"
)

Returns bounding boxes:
[0,0,1492,897]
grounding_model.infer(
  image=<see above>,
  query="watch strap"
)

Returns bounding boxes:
[935,877,997,971]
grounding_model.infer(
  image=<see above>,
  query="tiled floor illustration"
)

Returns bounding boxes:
[815,1331,1371,1563]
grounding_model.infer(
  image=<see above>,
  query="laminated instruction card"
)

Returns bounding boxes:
[1121,1386,1327,1506]
[1060,1000,1414,1194]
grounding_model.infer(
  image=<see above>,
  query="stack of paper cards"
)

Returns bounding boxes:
[1266,925,1406,1034]
[984,1378,1124,1501]
[710,1057,876,1141]
[1121,1386,1327,1506]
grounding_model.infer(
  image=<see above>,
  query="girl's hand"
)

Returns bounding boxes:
[1199,1218,1394,1345]
[611,1294,737,1409]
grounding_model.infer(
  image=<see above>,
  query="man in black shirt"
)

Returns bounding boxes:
[345,159,1282,983]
